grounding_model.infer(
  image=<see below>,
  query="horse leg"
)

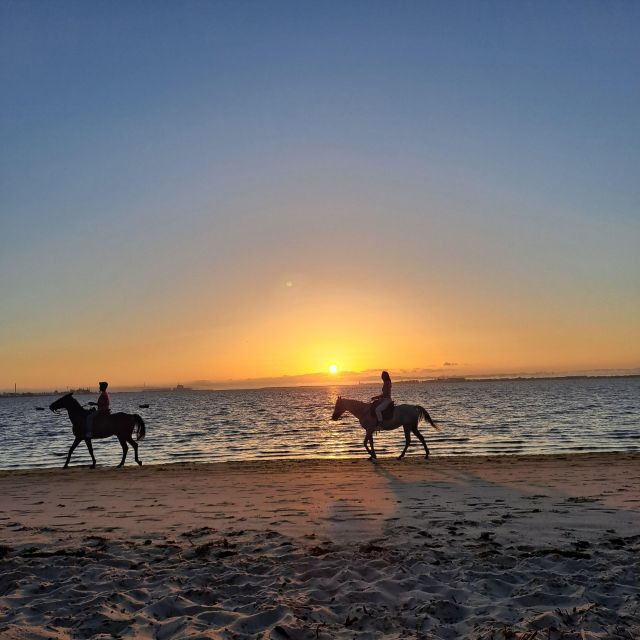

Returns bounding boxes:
[413,425,430,458]
[127,435,141,466]
[368,433,377,460]
[363,434,372,458]
[64,437,82,468]
[117,436,129,468]
[84,439,96,468]
[399,425,412,460]
[363,432,377,460]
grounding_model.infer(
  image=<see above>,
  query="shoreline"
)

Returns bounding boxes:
[1,449,638,477]
[1,452,639,638]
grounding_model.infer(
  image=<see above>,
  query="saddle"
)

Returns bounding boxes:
[370,400,395,421]
[92,412,111,435]
[86,410,111,438]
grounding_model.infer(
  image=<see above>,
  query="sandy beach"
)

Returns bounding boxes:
[1,453,639,639]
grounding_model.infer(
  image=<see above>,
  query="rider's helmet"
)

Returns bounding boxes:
[381,371,390,380]
[99,381,108,391]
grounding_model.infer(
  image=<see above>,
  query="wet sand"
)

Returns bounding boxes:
[1,453,639,638]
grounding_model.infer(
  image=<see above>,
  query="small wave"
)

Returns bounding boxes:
[1,379,639,469]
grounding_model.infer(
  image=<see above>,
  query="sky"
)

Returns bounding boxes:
[1,1,639,390]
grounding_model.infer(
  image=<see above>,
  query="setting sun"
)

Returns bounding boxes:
[329,364,338,375]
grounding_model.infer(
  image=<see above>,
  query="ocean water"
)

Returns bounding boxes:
[0,377,638,470]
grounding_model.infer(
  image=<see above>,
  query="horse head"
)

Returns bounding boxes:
[49,392,74,413]
[331,396,345,420]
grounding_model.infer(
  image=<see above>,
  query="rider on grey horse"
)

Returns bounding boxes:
[372,371,392,426]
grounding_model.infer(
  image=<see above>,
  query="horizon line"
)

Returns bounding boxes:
[3,366,640,395]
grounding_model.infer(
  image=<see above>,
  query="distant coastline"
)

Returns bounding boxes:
[2,373,638,397]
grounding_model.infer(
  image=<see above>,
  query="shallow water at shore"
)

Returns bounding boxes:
[0,377,638,469]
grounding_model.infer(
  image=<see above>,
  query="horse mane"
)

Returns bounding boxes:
[342,397,368,409]
[65,393,82,411]
[59,393,87,421]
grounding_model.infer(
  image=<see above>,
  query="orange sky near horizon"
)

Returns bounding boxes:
[2,3,639,391]
[2,185,639,391]
[3,265,639,390]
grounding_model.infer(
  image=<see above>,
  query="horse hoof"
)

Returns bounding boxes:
[397,455,404,460]
[137,461,142,466]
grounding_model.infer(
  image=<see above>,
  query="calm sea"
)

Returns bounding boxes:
[0,378,638,470]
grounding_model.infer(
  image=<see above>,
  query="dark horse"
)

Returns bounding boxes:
[50,393,146,468]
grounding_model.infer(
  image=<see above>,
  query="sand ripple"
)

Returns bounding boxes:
[1,527,639,639]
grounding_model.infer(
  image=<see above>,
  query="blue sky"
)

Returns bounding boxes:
[1,1,639,388]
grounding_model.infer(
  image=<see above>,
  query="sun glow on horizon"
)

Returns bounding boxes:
[1,4,639,392]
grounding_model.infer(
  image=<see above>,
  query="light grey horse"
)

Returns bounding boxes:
[331,396,440,460]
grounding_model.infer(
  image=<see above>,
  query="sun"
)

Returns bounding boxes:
[329,364,338,375]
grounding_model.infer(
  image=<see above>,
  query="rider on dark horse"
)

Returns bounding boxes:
[86,381,110,438]
[372,371,393,426]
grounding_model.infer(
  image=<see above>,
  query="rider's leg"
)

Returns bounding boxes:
[86,411,95,439]
[376,398,391,424]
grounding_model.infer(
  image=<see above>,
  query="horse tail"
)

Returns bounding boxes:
[134,414,146,441]
[417,405,440,431]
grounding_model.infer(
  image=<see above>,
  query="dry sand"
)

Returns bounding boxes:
[1,453,639,639]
